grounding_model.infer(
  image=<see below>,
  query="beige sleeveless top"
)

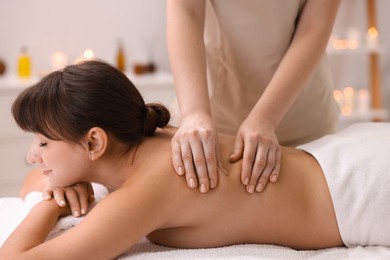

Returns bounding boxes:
[204,0,340,146]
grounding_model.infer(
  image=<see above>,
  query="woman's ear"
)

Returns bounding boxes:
[84,127,108,161]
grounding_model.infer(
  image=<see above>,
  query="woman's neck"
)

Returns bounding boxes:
[89,144,139,192]
[91,129,175,192]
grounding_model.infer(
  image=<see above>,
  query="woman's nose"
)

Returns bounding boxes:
[26,142,42,164]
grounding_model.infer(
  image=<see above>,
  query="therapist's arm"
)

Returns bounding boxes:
[167,0,223,193]
[230,0,341,192]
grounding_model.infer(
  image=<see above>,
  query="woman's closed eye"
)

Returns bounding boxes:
[39,143,47,147]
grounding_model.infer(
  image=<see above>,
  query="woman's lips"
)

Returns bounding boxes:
[42,170,52,175]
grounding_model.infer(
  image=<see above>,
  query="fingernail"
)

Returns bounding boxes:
[189,178,196,188]
[178,166,184,176]
[271,175,277,182]
[81,208,86,215]
[44,195,51,200]
[210,179,216,189]
[248,185,255,194]
[59,200,66,206]
[256,183,264,192]
[244,177,249,185]
[200,184,207,193]
[74,211,80,217]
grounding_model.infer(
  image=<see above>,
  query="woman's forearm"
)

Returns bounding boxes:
[0,200,61,258]
[250,0,341,128]
[166,0,211,119]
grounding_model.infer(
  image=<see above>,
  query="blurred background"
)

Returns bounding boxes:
[329,0,389,126]
[0,0,389,196]
[0,0,170,74]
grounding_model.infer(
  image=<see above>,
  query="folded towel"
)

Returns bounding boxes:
[0,183,108,244]
[0,191,41,245]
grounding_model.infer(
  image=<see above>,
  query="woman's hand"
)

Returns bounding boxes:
[43,182,95,217]
[230,117,281,194]
[171,113,225,193]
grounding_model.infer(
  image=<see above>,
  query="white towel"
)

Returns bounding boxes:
[0,191,42,245]
[298,123,390,247]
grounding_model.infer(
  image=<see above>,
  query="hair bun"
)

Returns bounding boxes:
[143,103,170,136]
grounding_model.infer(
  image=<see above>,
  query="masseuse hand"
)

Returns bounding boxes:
[229,116,281,193]
[171,113,225,193]
[43,182,95,217]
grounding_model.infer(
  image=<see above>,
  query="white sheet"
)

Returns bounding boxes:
[1,184,390,259]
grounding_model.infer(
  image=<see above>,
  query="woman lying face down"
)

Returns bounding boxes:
[1,60,389,259]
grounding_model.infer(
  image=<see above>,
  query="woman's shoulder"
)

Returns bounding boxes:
[128,129,179,185]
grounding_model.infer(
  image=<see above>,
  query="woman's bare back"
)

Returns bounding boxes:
[132,130,343,250]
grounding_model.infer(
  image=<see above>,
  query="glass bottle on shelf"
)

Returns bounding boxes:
[18,46,31,78]
[116,40,126,72]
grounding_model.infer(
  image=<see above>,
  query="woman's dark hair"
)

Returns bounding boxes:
[12,60,170,148]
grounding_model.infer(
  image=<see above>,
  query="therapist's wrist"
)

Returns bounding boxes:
[247,111,278,133]
[181,110,213,123]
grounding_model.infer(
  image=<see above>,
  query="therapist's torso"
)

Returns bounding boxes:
[205,0,339,146]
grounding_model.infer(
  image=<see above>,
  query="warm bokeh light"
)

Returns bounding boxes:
[83,49,95,60]
[341,106,353,117]
[368,27,378,38]
[333,89,343,102]
[50,51,68,70]
[343,86,355,98]
[332,39,358,50]
[334,87,371,117]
